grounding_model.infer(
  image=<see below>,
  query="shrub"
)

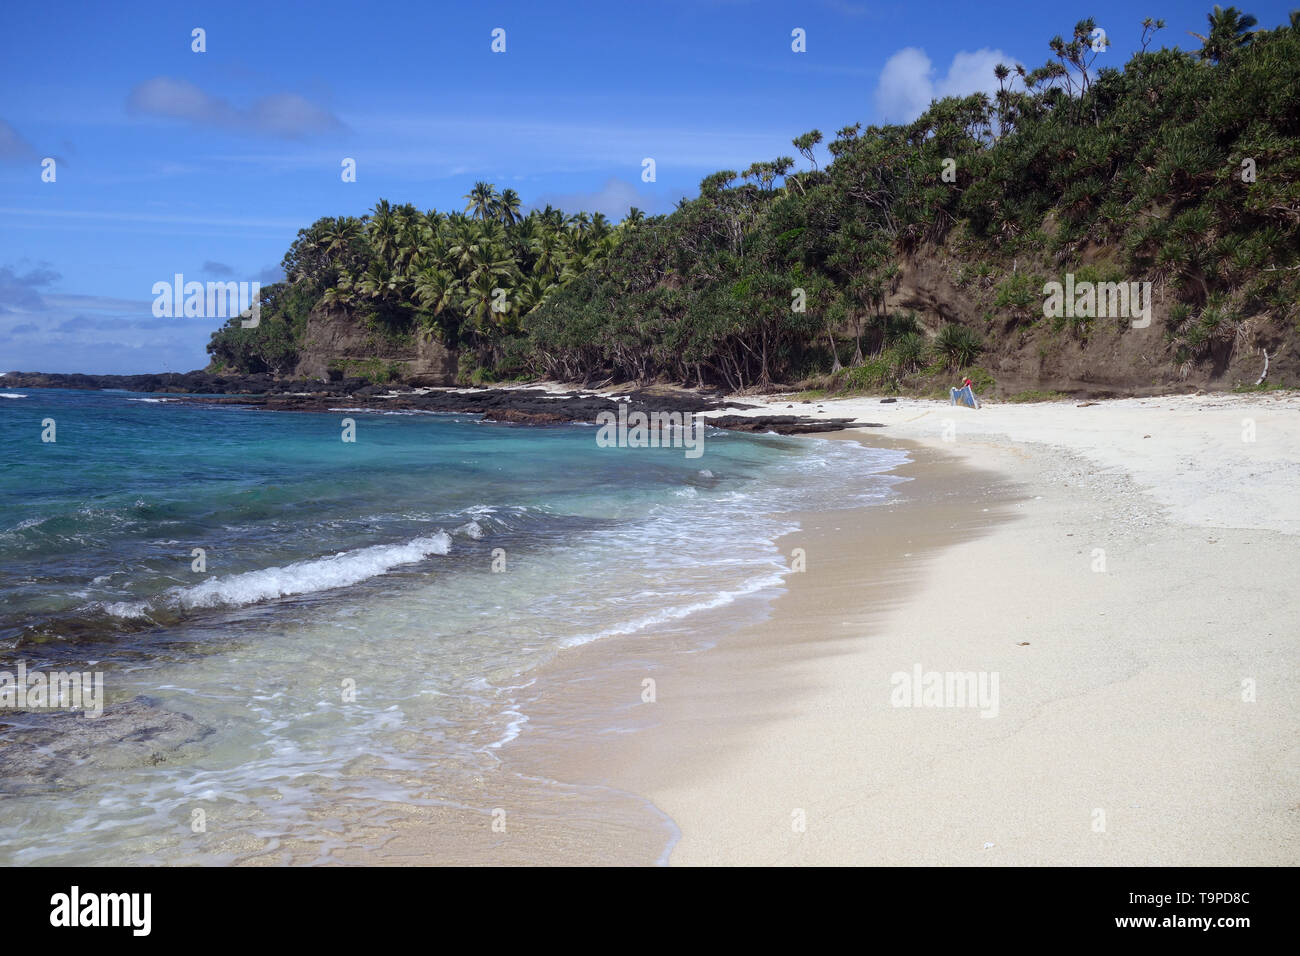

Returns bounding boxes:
[956,263,996,289]
[840,357,892,391]
[993,272,1041,315]
[932,323,985,370]
[890,333,926,373]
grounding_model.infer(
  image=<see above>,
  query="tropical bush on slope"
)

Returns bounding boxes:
[210,11,1300,390]
[521,11,1299,390]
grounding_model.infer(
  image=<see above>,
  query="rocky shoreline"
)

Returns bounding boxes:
[0,371,871,434]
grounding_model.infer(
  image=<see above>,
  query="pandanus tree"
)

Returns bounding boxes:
[793,129,823,171]
[1043,19,1110,125]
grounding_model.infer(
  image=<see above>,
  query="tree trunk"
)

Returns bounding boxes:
[826,325,843,373]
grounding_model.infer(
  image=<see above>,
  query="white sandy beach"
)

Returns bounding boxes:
[708,391,1300,535]
[619,391,1300,864]
[348,388,1298,866]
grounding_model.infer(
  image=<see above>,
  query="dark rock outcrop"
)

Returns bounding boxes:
[708,415,878,433]
[0,374,885,435]
[292,304,457,385]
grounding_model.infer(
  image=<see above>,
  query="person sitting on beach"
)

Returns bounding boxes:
[950,377,979,409]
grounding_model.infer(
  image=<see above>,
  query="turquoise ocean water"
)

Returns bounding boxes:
[0,387,906,863]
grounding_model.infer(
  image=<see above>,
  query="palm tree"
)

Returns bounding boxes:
[514,275,552,314]
[568,230,595,266]
[414,266,459,316]
[459,270,505,342]
[322,216,362,255]
[477,219,508,248]
[538,205,565,230]
[446,221,483,272]
[512,214,537,245]
[356,260,401,305]
[594,231,619,262]
[530,230,566,279]
[321,273,356,308]
[466,240,516,289]
[567,211,591,237]
[498,188,522,226]
[367,200,399,266]
[1189,6,1259,62]
[393,209,423,273]
[464,182,499,221]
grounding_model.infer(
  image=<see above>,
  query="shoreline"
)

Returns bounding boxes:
[502,434,1021,865]
[8,385,1293,864]
[326,431,1010,865]
[350,391,1299,865]
[628,393,1300,864]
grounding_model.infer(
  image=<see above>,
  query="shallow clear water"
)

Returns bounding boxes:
[0,387,906,864]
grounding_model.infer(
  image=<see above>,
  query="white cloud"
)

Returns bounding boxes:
[0,264,60,312]
[126,77,344,139]
[874,47,1019,123]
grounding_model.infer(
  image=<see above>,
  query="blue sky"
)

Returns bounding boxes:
[1,0,1294,373]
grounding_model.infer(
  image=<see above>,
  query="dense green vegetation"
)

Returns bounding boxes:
[208,188,633,378]
[210,9,1300,390]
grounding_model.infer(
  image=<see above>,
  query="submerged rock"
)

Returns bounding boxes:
[0,697,211,794]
